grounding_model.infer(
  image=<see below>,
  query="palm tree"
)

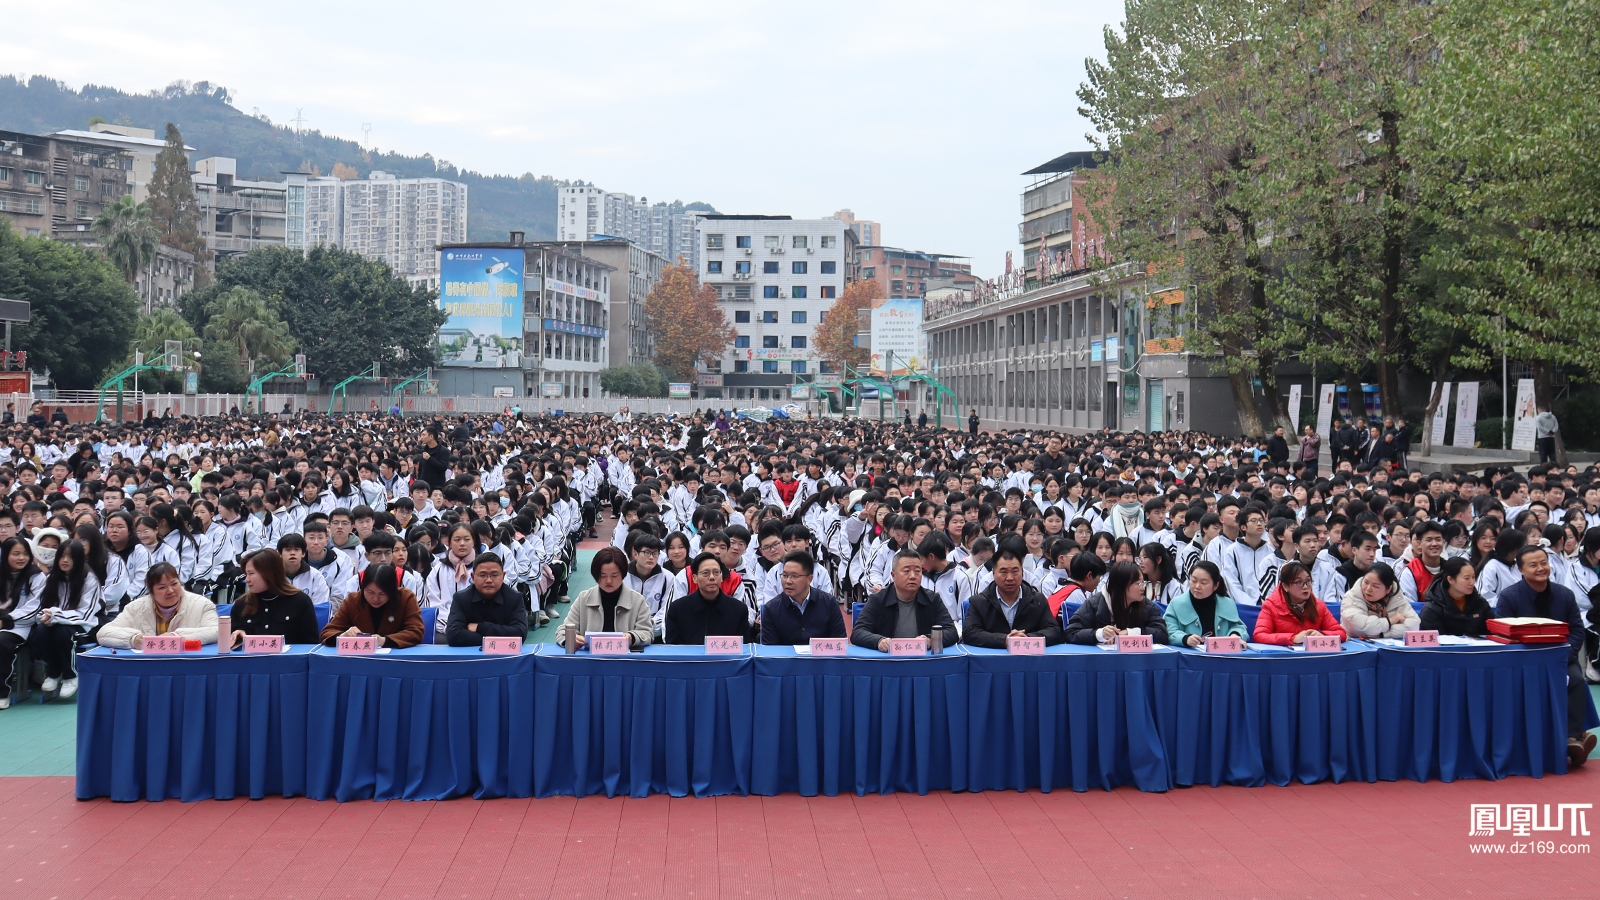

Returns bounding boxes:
[202,287,295,372]
[92,196,159,308]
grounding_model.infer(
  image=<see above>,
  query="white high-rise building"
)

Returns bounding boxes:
[557,185,700,266]
[292,171,466,281]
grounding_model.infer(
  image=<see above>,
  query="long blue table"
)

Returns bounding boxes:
[1170,642,1379,787]
[533,644,753,798]
[76,644,316,801]
[964,644,1176,793]
[752,645,968,796]
[74,638,1588,801]
[306,645,538,801]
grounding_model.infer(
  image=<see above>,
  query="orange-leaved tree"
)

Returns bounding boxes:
[813,279,880,373]
[644,262,735,381]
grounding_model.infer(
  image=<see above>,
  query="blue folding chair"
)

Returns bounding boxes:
[852,601,864,620]
[420,607,438,644]
[314,603,330,632]
[960,599,970,622]
[1237,603,1261,633]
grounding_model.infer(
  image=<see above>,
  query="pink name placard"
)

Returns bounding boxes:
[809,638,848,656]
[337,635,378,655]
[889,637,928,657]
[1205,636,1244,654]
[705,635,744,655]
[588,633,630,655]
[242,634,284,654]
[1404,630,1440,648]
[1304,634,1342,653]
[1117,634,1154,653]
[142,634,184,655]
[482,636,522,655]
[1007,635,1046,655]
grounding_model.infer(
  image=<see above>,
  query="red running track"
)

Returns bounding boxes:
[2,772,1596,900]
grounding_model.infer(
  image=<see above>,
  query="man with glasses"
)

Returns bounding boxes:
[759,551,845,644]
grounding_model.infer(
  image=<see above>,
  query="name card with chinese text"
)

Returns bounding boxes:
[1404,630,1440,648]
[1205,636,1244,654]
[482,636,522,655]
[588,633,630,655]
[1304,634,1342,653]
[337,635,378,655]
[142,634,184,655]
[809,637,848,656]
[705,635,744,655]
[1007,635,1045,655]
[241,635,284,654]
[1117,634,1154,653]
[889,638,928,657]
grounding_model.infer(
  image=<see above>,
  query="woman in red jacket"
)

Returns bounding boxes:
[1253,561,1346,646]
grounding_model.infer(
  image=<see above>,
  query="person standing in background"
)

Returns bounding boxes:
[1535,406,1560,464]
[1298,424,1321,479]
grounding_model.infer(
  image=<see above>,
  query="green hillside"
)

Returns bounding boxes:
[0,75,715,243]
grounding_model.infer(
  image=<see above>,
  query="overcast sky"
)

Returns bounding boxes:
[3,1,1117,278]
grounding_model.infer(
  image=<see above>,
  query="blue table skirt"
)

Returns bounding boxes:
[306,646,537,801]
[532,645,753,799]
[964,645,1176,794]
[76,645,315,802]
[1374,643,1574,782]
[1170,644,1379,788]
[751,646,969,797]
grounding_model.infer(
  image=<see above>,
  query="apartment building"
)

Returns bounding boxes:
[557,185,700,267]
[696,215,856,401]
[45,124,176,205]
[856,247,975,300]
[547,238,666,368]
[294,171,466,280]
[0,129,135,237]
[833,209,882,249]
[192,157,287,259]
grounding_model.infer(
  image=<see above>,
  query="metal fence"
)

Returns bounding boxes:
[24,392,720,420]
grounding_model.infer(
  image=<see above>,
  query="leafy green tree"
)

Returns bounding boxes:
[198,339,247,392]
[600,362,668,398]
[91,195,159,297]
[122,309,201,392]
[201,286,294,371]
[146,123,206,262]
[0,220,139,388]
[205,245,446,381]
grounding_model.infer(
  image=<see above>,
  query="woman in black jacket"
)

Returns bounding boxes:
[1418,557,1494,636]
[1063,560,1168,645]
[226,549,320,647]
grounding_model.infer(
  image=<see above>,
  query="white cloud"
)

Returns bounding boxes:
[0,0,1118,277]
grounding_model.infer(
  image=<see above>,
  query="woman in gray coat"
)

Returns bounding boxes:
[555,547,653,650]
[1340,562,1419,640]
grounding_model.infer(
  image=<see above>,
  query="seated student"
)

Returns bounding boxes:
[302,519,358,609]
[623,534,672,640]
[1063,560,1168,645]
[275,533,331,608]
[1047,551,1107,620]
[228,549,321,646]
[1252,560,1346,646]
[1163,560,1249,648]
[28,540,102,699]
[1419,557,1494,636]
[760,550,845,645]
[0,537,45,710]
[321,564,425,649]
[98,562,218,650]
[664,552,750,644]
[851,549,958,652]
[1496,545,1595,767]
[1340,561,1419,639]
[445,552,527,647]
[962,545,1064,648]
[555,547,653,650]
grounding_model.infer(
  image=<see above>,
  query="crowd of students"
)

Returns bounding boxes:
[0,407,1593,765]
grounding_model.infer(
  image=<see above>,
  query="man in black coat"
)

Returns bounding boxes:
[446,552,530,646]
[759,551,846,644]
[962,547,1065,648]
[1265,426,1290,465]
[852,549,957,652]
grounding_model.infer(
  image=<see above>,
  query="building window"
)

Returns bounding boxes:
[74,176,88,192]
[707,260,723,274]
[891,265,902,275]
[0,167,10,181]
[735,261,751,274]
[791,261,807,274]
[100,181,116,196]
[762,310,778,323]
[25,171,42,185]
[763,336,779,349]
[735,361,749,372]
[792,235,808,249]
[791,336,807,349]
[75,201,89,219]
[819,285,835,299]
[707,234,724,249]
[820,261,836,274]
[820,362,835,374]
[764,235,781,249]
[734,286,751,300]
[763,285,779,299]
[763,261,779,274]
[736,235,751,248]
[791,360,807,374]
[26,198,42,214]
[734,310,751,323]
[791,286,807,299]
[862,267,875,278]
[791,311,807,324]
[734,335,750,349]
[763,361,779,373]
[820,235,837,248]
[892,280,903,293]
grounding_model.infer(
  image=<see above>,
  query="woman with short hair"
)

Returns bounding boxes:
[97,562,219,650]
[554,547,653,650]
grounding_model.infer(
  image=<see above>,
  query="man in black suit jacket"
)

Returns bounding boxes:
[962,547,1065,648]
[851,549,956,651]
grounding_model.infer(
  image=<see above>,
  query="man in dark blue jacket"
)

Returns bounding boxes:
[759,551,845,644]
[446,553,529,647]
[1497,545,1596,767]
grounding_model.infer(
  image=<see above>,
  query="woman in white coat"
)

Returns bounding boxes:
[97,563,218,650]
